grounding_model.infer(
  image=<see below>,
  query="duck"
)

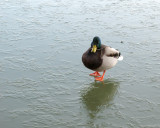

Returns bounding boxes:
[82,36,123,81]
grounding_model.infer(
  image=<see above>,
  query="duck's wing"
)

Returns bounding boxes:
[105,46,123,60]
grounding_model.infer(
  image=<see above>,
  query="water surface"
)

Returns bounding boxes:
[0,0,160,127]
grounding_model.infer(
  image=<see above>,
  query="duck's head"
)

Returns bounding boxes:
[91,36,101,53]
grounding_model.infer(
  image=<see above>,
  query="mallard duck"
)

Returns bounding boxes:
[82,36,123,81]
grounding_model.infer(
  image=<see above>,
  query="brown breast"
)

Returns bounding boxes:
[82,48,103,70]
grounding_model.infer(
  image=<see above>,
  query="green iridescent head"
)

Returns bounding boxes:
[91,36,101,53]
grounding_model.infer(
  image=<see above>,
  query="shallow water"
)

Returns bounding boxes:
[0,0,160,127]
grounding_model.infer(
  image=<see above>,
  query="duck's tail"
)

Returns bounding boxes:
[118,55,123,61]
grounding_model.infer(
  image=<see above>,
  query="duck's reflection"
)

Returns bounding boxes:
[81,79,119,118]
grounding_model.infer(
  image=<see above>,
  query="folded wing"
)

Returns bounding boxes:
[105,47,123,61]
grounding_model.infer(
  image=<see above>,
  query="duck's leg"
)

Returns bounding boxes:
[89,71,101,77]
[95,70,106,81]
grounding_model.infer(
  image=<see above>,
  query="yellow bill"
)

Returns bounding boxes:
[91,45,97,53]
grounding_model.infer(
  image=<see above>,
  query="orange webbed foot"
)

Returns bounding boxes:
[95,70,106,82]
[95,76,104,81]
[89,71,101,77]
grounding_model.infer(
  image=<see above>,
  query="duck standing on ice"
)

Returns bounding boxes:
[82,36,123,81]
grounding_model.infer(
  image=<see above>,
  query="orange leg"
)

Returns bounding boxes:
[89,71,101,77]
[95,70,106,81]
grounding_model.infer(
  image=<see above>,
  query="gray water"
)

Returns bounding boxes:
[0,0,160,127]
